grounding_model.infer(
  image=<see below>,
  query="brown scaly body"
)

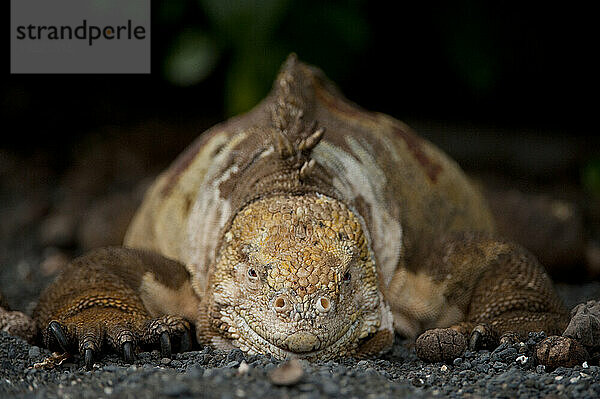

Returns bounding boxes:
[1,55,595,368]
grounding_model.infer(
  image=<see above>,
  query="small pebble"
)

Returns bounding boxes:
[536,365,546,373]
[225,360,239,368]
[524,379,536,388]
[28,346,40,358]
[491,346,518,363]
[365,367,378,376]
[298,383,315,392]
[237,360,249,375]
[264,363,276,372]
[515,355,528,365]
[227,349,244,363]
[268,359,304,386]
[412,377,424,387]
[163,383,190,397]
[321,379,339,395]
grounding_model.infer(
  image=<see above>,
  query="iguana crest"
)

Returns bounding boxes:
[268,54,325,180]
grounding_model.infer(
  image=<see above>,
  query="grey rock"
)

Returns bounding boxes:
[162,382,190,397]
[491,346,518,363]
[320,379,339,395]
[28,346,41,358]
[225,360,239,368]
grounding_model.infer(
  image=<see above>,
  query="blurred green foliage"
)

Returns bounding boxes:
[582,159,600,197]
[151,0,594,154]
[164,28,219,86]
[439,2,501,97]
[158,0,369,116]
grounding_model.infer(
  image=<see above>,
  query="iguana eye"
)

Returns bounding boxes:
[343,271,351,282]
[247,268,258,279]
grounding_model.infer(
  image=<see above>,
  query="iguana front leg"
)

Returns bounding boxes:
[32,247,200,368]
[387,233,580,365]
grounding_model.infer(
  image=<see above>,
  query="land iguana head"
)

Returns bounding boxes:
[206,192,392,360]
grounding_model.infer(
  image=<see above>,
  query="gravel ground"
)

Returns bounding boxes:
[2,127,600,398]
[2,314,600,399]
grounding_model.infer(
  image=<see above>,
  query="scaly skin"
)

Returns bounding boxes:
[202,194,393,359]
[0,54,595,368]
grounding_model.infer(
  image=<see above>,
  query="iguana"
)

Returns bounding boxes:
[1,55,597,369]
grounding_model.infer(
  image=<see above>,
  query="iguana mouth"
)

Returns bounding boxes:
[227,310,362,360]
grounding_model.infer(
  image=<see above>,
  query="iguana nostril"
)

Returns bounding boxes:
[273,295,288,312]
[316,296,331,313]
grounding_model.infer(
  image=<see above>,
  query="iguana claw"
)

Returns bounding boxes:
[468,329,481,351]
[84,348,94,370]
[42,310,193,368]
[180,329,192,352]
[468,324,499,351]
[160,332,171,359]
[49,321,69,352]
[122,341,135,363]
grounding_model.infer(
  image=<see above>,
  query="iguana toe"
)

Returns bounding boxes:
[417,323,511,363]
[143,315,192,358]
[160,332,171,358]
[415,328,467,363]
[498,331,521,346]
[122,341,135,363]
[179,328,193,352]
[48,320,69,351]
[562,300,600,349]
[84,348,94,370]
[43,307,194,368]
[534,300,600,369]
[468,323,499,351]
[535,335,589,369]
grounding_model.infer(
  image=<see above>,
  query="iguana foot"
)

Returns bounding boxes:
[535,336,589,369]
[44,308,193,369]
[415,328,467,363]
[32,248,199,370]
[416,322,511,362]
[535,300,600,369]
[0,306,37,343]
[562,300,600,349]
[142,315,194,359]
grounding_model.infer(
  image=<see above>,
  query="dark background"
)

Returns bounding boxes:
[2,6,600,396]
[1,0,600,343]
[3,0,599,189]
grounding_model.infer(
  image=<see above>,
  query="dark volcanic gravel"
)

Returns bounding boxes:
[2,323,600,399]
